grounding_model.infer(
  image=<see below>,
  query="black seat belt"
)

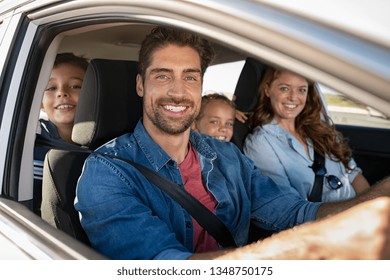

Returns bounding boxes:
[308,151,325,202]
[36,135,237,248]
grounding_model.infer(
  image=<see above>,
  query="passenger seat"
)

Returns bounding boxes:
[231,57,268,151]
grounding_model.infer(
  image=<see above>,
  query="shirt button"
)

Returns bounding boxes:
[185,221,192,228]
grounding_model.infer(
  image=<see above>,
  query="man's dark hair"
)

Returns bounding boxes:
[138,26,215,79]
[54,52,89,72]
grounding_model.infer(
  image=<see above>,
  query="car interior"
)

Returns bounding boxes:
[32,19,269,245]
[29,21,390,245]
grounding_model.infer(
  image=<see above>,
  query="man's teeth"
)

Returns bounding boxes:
[215,136,227,141]
[164,105,186,112]
[56,104,74,109]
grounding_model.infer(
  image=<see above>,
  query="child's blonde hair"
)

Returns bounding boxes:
[196,93,236,120]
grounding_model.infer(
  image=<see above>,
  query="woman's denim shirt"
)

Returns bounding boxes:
[75,120,320,260]
[244,120,361,203]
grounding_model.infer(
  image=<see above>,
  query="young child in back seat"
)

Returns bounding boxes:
[33,53,89,215]
[192,92,236,142]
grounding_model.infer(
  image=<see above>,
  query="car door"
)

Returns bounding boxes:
[339,125,390,185]
[315,85,390,185]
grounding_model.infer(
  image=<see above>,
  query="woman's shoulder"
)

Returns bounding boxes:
[245,123,277,143]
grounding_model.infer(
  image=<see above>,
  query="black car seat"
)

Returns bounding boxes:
[231,58,274,241]
[41,59,142,245]
[231,57,268,151]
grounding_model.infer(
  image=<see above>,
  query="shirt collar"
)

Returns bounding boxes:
[262,119,313,159]
[40,119,62,140]
[133,120,216,171]
[262,119,292,144]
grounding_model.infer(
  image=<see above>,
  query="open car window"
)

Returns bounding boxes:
[203,60,246,99]
[321,85,390,128]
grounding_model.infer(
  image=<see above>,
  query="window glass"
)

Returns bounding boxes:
[320,85,390,129]
[203,60,245,100]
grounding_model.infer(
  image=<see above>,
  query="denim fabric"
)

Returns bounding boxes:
[244,120,361,203]
[75,120,320,260]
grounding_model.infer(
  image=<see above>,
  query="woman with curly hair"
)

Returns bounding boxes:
[244,67,370,203]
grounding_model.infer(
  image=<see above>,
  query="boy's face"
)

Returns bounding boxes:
[42,63,85,128]
[193,99,235,142]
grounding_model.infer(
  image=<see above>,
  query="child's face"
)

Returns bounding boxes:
[42,63,85,128]
[194,100,235,142]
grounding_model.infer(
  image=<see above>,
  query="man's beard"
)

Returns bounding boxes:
[144,98,199,135]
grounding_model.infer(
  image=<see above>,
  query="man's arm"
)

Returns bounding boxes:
[317,176,390,219]
[190,197,390,260]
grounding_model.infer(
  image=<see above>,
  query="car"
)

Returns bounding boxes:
[0,0,389,260]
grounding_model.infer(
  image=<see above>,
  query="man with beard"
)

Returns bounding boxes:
[75,26,390,260]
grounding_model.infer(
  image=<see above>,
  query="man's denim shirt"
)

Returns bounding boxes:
[75,120,321,260]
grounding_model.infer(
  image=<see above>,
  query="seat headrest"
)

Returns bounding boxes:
[231,58,268,151]
[233,57,268,112]
[72,59,143,149]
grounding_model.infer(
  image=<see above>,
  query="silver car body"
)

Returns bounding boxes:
[0,0,389,259]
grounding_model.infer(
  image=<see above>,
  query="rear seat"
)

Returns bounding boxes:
[41,59,142,245]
